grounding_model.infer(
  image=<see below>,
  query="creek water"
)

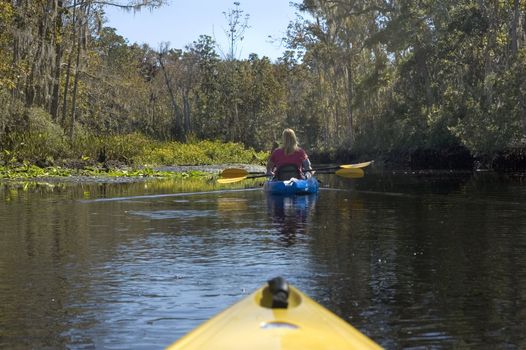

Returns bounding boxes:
[0,170,525,349]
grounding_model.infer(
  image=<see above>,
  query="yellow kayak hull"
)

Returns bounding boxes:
[166,280,382,350]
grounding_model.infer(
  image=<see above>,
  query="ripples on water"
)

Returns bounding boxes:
[0,172,525,349]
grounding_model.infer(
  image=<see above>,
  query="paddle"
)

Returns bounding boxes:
[218,160,373,179]
[329,167,364,178]
[217,173,268,184]
[217,167,364,184]
[219,168,260,178]
[312,160,374,172]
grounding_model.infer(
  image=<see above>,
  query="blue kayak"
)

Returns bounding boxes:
[264,177,319,195]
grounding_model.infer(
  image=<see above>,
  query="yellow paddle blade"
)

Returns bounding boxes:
[220,168,250,178]
[335,168,364,178]
[340,160,373,169]
[217,176,249,184]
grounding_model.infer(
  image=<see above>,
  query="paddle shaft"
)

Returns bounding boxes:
[246,167,353,176]
[310,162,371,172]
[309,166,339,172]
[219,161,372,178]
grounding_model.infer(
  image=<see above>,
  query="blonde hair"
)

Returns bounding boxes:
[282,128,298,155]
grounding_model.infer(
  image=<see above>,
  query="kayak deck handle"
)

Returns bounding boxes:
[257,277,301,309]
[267,277,289,309]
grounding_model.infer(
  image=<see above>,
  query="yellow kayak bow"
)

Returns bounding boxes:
[166,277,382,350]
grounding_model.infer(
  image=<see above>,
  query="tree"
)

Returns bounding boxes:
[289,0,385,149]
[188,35,223,140]
[158,43,184,140]
[221,1,250,61]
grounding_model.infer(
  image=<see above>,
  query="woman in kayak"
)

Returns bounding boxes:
[266,128,313,180]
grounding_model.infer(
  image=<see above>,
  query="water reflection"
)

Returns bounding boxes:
[266,194,317,246]
[1,172,526,349]
[0,176,263,203]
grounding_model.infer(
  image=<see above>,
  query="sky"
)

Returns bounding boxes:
[104,1,304,61]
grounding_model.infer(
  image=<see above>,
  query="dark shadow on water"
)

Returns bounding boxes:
[266,193,318,247]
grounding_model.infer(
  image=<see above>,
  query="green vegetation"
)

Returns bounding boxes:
[1,176,266,202]
[0,163,210,180]
[1,1,525,170]
[0,130,266,179]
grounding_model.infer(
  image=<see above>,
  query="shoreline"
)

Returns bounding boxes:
[0,164,267,184]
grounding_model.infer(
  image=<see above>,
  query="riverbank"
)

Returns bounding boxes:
[0,163,267,183]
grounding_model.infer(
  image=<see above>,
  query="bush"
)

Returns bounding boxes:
[0,90,25,141]
[3,108,69,164]
[1,123,267,168]
[101,133,153,164]
[139,139,267,165]
[68,125,104,161]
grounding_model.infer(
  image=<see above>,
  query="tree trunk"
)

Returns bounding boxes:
[69,0,88,140]
[61,0,78,127]
[12,0,25,100]
[520,61,526,137]
[183,89,191,138]
[317,64,329,149]
[49,0,63,120]
[50,42,63,120]
[511,0,520,55]
[330,65,341,143]
[149,90,157,135]
[521,93,526,137]
[344,54,353,147]
[61,50,72,126]
[69,25,82,140]
[158,51,181,139]
[26,0,54,108]
[415,46,433,107]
